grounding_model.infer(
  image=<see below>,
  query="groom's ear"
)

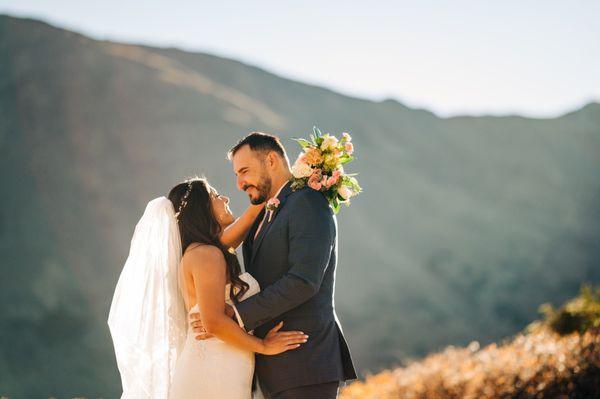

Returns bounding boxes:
[265,151,279,169]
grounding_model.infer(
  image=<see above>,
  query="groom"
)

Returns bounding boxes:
[194,132,357,398]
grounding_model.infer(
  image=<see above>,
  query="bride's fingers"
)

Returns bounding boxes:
[284,336,308,344]
[277,331,307,337]
[279,336,308,344]
[195,332,214,340]
[275,333,309,342]
[275,335,308,345]
[267,321,284,334]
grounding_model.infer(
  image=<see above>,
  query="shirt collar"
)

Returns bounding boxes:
[270,180,289,200]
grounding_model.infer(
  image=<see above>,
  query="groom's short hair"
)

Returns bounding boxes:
[227,132,287,161]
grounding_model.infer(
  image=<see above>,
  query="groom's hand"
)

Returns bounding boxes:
[191,304,237,340]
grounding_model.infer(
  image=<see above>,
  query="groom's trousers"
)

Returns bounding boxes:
[263,381,339,399]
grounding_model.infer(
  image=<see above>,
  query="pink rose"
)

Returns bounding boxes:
[308,173,323,191]
[332,170,341,181]
[326,171,340,188]
[344,142,354,155]
[267,197,280,209]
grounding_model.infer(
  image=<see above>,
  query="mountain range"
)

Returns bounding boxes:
[1,14,599,398]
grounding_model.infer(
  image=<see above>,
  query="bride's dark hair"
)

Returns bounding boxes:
[168,176,249,303]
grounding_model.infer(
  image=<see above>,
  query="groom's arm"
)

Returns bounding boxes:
[234,189,334,331]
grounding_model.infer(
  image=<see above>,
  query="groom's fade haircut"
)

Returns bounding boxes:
[227,131,289,164]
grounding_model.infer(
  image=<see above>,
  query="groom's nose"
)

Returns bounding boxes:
[236,176,245,191]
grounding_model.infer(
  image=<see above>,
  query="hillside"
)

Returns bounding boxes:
[1,14,599,397]
[340,287,600,399]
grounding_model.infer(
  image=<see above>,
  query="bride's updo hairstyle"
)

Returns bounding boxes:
[168,176,249,302]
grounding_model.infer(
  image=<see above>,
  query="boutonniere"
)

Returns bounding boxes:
[266,198,280,222]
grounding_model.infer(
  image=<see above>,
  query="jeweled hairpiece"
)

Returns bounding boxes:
[174,180,193,221]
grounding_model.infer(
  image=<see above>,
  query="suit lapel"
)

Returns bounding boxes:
[250,181,294,265]
[243,207,265,272]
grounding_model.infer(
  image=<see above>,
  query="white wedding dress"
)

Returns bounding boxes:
[168,271,262,399]
[108,198,265,399]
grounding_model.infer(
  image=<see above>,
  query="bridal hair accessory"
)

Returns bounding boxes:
[266,198,280,222]
[174,180,194,220]
[290,127,362,214]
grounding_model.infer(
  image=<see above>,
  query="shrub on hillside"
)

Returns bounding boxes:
[532,285,600,335]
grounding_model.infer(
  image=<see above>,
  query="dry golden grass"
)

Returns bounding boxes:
[340,327,599,399]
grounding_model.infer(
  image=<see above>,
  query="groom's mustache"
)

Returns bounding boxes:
[242,184,258,192]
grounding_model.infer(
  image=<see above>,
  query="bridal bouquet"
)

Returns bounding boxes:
[290,127,362,213]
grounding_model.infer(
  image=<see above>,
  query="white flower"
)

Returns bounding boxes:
[338,185,353,200]
[292,160,313,178]
[320,134,339,152]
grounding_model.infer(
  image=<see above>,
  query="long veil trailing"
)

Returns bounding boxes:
[108,197,187,399]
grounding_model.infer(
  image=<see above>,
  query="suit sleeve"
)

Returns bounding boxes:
[234,190,334,331]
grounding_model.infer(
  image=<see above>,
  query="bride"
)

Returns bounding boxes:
[108,177,308,399]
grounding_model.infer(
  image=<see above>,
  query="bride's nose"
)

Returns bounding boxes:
[223,196,230,204]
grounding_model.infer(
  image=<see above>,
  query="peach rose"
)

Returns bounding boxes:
[304,147,323,165]
[291,154,313,178]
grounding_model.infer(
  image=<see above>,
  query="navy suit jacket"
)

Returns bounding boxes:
[235,181,358,395]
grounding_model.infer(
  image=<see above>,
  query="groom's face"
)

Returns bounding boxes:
[232,145,273,205]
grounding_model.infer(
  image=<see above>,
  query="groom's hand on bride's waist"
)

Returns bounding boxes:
[191,303,237,340]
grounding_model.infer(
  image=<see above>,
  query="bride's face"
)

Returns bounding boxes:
[209,189,235,227]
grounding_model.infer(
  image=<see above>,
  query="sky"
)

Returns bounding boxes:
[1,0,599,118]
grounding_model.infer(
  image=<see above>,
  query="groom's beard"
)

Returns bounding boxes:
[245,174,272,205]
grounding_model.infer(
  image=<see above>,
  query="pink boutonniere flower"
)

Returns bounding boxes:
[266,198,280,222]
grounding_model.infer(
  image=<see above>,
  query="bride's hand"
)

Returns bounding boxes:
[220,202,266,249]
[248,202,266,215]
[192,304,237,340]
[260,321,309,355]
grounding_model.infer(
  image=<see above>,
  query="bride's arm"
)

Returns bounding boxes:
[186,245,307,355]
[220,203,264,249]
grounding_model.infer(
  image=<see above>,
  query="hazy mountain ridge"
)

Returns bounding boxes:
[1,14,599,398]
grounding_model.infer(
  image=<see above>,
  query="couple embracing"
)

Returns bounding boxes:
[109,132,357,399]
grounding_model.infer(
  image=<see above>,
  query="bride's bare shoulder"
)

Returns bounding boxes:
[182,244,226,273]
